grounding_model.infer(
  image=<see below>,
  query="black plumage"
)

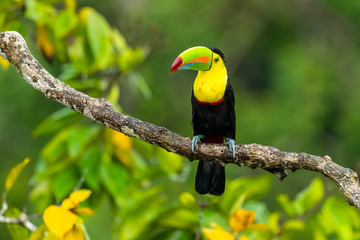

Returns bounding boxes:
[192,80,236,195]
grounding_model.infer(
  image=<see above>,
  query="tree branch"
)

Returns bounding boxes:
[1,31,359,210]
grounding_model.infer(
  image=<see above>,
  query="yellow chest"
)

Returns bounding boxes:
[193,67,228,103]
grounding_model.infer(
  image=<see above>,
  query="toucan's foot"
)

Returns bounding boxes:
[192,135,205,152]
[225,138,236,159]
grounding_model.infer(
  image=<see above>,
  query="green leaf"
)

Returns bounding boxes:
[5,207,28,240]
[66,37,92,74]
[110,28,128,53]
[53,166,79,200]
[100,160,130,202]
[276,193,296,217]
[156,147,183,175]
[29,179,52,213]
[25,0,56,24]
[33,108,81,137]
[28,224,46,240]
[316,197,360,238]
[293,177,324,215]
[66,125,101,158]
[117,47,146,72]
[283,219,305,231]
[158,208,198,229]
[219,175,272,214]
[179,192,197,208]
[79,146,101,191]
[54,9,77,37]
[80,7,113,69]
[128,72,152,100]
[42,130,69,163]
[277,178,324,217]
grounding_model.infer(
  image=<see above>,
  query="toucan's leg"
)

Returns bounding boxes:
[192,135,205,152]
[225,138,236,159]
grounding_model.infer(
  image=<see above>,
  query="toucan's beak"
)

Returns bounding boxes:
[171,46,212,74]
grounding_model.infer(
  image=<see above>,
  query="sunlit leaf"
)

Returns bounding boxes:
[316,197,360,238]
[117,48,146,72]
[28,224,46,240]
[25,0,56,23]
[0,56,10,69]
[108,85,122,110]
[276,193,296,217]
[66,37,91,74]
[202,228,235,240]
[41,130,69,163]
[5,157,30,193]
[65,0,76,12]
[111,28,127,53]
[179,192,197,208]
[36,23,54,59]
[229,209,255,232]
[29,178,52,213]
[79,7,113,69]
[229,192,247,215]
[283,219,306,231]
[268,212,280,234]
[220,175,272,214]
[156,147,183,175]
[293,177,324,215]
[54,9,78,38]
[5,207,28,240]
[43,205,77,238]
[158,208,198,229]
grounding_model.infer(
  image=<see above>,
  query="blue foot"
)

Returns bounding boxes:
[225,138,236,159]
[192,135,205,152]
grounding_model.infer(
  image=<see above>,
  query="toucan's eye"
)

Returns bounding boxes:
[214,57,219,63]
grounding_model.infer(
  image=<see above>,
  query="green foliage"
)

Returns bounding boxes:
[277,177,324,217]
[1,0,360,239]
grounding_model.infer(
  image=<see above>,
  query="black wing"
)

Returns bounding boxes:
[224,79,236,140]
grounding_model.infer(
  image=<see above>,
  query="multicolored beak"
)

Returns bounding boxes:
[170,46,213,74]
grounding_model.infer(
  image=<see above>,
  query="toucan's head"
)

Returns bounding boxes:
[170,46,225,74]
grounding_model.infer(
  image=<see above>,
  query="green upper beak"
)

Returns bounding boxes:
[171,46,213,74]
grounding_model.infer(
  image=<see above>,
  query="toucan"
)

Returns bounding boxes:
[170,46,236,196]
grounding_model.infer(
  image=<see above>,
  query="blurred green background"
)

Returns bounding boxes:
[0,0,360,239]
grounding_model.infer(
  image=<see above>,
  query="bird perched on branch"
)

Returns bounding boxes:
[171,46,236,196]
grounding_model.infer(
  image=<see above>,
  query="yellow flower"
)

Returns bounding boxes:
[230,209,255,232]
[43,189,93,239]
[230,209,268,232]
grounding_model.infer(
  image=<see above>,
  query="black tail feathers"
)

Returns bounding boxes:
[195,160,225,196]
